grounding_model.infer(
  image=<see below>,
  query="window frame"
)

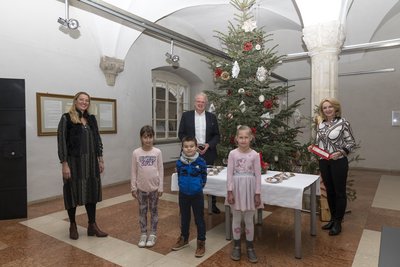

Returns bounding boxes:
[152,72,189,142]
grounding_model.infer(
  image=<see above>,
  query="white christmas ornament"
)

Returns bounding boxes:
[208,103,216,113]
[239,100,246,113]
[232,61,240,78]
[255,44,261,50]
[256,66,268,82]
[238,88,245,94]
[293,108,302,125]
[258,95,265,102]
[241,19,257,32]
[260,112,273,127]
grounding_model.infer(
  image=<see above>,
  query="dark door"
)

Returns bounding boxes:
[0,78,27,219]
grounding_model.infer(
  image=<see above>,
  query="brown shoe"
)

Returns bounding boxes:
[69,222,79,240]
[87,222,108,237]
[171,236,188,251]
[195,240,205,258]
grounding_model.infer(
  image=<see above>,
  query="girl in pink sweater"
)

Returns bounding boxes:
[226,125,262,263]
[131,125,164,248]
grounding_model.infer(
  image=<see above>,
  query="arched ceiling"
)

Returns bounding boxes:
[73,0,400,80]
[78,0,400,60]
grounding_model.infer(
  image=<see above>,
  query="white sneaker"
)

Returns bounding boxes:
[146,234,157,247]
[138,234,147,248]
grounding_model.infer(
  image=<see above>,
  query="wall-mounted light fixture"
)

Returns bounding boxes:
[392,111,400,126]
[165,40,180,63]
[58,0,79,30]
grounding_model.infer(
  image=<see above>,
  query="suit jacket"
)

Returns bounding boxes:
[178,110,220,165]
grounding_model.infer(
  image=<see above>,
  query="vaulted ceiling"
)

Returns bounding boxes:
[74,0,400,80]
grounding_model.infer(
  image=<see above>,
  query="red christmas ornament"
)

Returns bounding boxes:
[227,89,232,96]
[263,99,273,109]
[214,68,223,77]
[243,42,253,51]
[251,127,257,135]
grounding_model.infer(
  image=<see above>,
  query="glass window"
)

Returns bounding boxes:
[152,74,188,141]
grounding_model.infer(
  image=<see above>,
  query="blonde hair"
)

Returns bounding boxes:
[68,92,91,124]
[316,97,341,124]
[236,125,254,140]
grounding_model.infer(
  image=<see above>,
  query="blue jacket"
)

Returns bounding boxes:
[176,156,207,195]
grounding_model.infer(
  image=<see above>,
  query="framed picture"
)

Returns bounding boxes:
[36,92,117,136]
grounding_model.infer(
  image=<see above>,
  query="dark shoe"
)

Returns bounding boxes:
[246,241,258,263]
[69,222,79,240]
[195,240,205,258]
[329,221,342,236]
[230,239,241,261]
[321,220,334,230]
[87,222,108,237]
[212,205,221,214]
[171,236,189,251]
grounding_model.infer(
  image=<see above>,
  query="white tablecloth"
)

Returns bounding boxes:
[171,168,320,210]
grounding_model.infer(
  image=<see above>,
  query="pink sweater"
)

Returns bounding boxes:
[131,147,164,193]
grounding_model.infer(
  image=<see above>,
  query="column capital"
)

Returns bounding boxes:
[99,56,125,86]
[302,20,345,56]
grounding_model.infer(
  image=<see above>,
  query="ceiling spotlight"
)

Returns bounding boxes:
[165,40,180,63]
[57,0,79,30]
[58,17,79,29]
[165,52,180,63]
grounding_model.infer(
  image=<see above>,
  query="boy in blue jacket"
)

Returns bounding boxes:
[172,136,207,258]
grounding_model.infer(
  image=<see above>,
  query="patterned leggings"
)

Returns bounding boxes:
[137,190,159,235]
[232,209,256,241]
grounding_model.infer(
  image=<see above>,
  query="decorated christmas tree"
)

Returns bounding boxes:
[206,0,303,171]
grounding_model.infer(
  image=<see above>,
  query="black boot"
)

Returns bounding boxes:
[329,221,342,236]
[321,220,334,230]
[69,222,79,240]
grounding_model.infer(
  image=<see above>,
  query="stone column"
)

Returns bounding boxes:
[303,20,345,112]
[99,56,125,86]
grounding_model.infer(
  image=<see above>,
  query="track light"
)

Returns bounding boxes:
[165,40,179,63]
[58,0,79,30]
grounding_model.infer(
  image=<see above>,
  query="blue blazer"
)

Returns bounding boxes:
[178,110,220,164]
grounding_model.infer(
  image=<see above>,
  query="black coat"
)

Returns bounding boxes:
[178,110,220,165]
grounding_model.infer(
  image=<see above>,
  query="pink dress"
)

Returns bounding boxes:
[225,148,262,211]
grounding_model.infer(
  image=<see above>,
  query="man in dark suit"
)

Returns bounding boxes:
[178,92,221,214]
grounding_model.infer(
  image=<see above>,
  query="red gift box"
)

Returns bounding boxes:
[310,145,331,160]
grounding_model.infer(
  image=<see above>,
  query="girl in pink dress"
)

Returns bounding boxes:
[226,125,262,263]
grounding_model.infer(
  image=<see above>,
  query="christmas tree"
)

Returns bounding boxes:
[206,0,303,171]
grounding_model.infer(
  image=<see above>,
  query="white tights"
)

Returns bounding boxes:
[231,209,255,241]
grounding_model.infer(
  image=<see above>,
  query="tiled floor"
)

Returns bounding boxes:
[1,168,400,266]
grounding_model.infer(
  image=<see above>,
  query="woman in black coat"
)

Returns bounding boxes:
[57,92,108,240]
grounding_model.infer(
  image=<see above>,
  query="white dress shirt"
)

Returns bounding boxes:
[195,111,206,144]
